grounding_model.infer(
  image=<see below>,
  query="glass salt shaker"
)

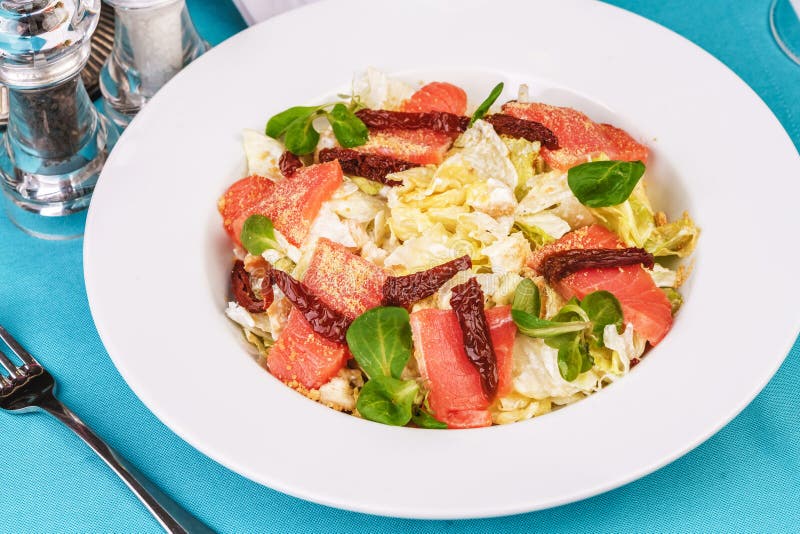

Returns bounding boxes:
[100,0,208,128]
[0,0,120,239]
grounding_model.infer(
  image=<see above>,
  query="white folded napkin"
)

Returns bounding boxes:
[232,0,320,25]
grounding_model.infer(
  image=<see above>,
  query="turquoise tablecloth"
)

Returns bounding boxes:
[1,1,799,532]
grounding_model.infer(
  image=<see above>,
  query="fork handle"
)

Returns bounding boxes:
[39,395,215,534]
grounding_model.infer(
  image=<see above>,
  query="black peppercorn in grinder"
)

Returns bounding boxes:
[0,0,120,239]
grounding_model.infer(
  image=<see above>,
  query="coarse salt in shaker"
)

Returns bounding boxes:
[0,0,120,240]
[100,0,208,128]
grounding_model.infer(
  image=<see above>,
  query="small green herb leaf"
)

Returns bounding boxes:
[346,306,412,380]
[411,407,448,429]
[580,344,595,373]
[552,300,590,323]
[511,309,590,338]
[283,115,320,155]
[328,103,369,148]
[580,290,623,345]
[240,215,280,255]
[265,106,319,138]
[512,278,540,317]
[356,376,419,426]
[567,160,646,207]
[557,334,590,381]
[470,82,504,126]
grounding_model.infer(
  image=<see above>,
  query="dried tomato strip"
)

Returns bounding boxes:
[485,114,559,150]
[355,109,469,135]
[318,147,416,185]
[450,278,498,398]
[279,151,303,177]
[231,260,273,313]
[272,269,351,344]
[539,248,655,282]
[383,255,472,308]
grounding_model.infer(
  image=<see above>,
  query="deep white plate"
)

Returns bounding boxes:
[84,0,800,519]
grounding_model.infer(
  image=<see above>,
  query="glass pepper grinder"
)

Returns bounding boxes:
[100,0,208,128]
[0,0,120,240]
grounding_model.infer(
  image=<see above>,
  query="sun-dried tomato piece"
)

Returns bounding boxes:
[630,357,641,368]
[279,151,303,177]
[272,269,351,344]
[539,248,655,282]
[383,255,472,308]
[485,114,559,150]
[318,147,417,185]
[450,278,498,398]
[231,260,273,313]
[355,109,469,135]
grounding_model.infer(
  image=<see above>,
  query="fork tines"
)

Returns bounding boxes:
[0,327,42,393]
[0,325,37,367]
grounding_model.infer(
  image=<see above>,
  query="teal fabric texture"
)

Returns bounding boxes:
[1,1,798,531]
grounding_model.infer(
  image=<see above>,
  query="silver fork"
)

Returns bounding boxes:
[0,325,214,534]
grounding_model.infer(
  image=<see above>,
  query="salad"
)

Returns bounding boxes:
[218,69,699,429]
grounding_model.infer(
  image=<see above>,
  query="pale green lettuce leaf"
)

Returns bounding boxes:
[482,231,530,274]
[225,301,273,336]
[327,189,386,223]
[589,182,656,248]
[501,136,541,198]
[490,392,552,425]
[644,212,700,258]
[517,170,595,229]
[515,212,571,248]
[437,271,523,308]
[383,223,474,274]
[444,120,518,216]
[602,324,646,374]
[350,176,384,195]
[511,335,601,400]
[455,212,514,245]
[307,203,357,248]
[648,263,678,287]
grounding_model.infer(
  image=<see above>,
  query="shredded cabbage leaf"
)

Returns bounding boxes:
[644,212,700,258]
[511,335,601,400]
[588,178,699,259]
[602,324,646,374]
[352,67,415,110]
[242,129,284,179]
[502,136,541,199]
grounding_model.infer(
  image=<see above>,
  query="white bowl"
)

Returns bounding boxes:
[84,0,800,518]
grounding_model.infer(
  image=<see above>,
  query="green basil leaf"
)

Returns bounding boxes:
[557,334,589,382]
[356,376,418,426]
[328,103,369,148]
[240,215,280,255]
[512,278,540,317]
[283,115,320,155]
[346,306,412,380]
[511,309,590,338]
[265,106,319,138]
[411,407,447,429]
[470,82,504,126]
[567,160,646,207]
[580,290,623,345]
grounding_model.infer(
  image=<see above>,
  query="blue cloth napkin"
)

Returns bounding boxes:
[0,0,798,531]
